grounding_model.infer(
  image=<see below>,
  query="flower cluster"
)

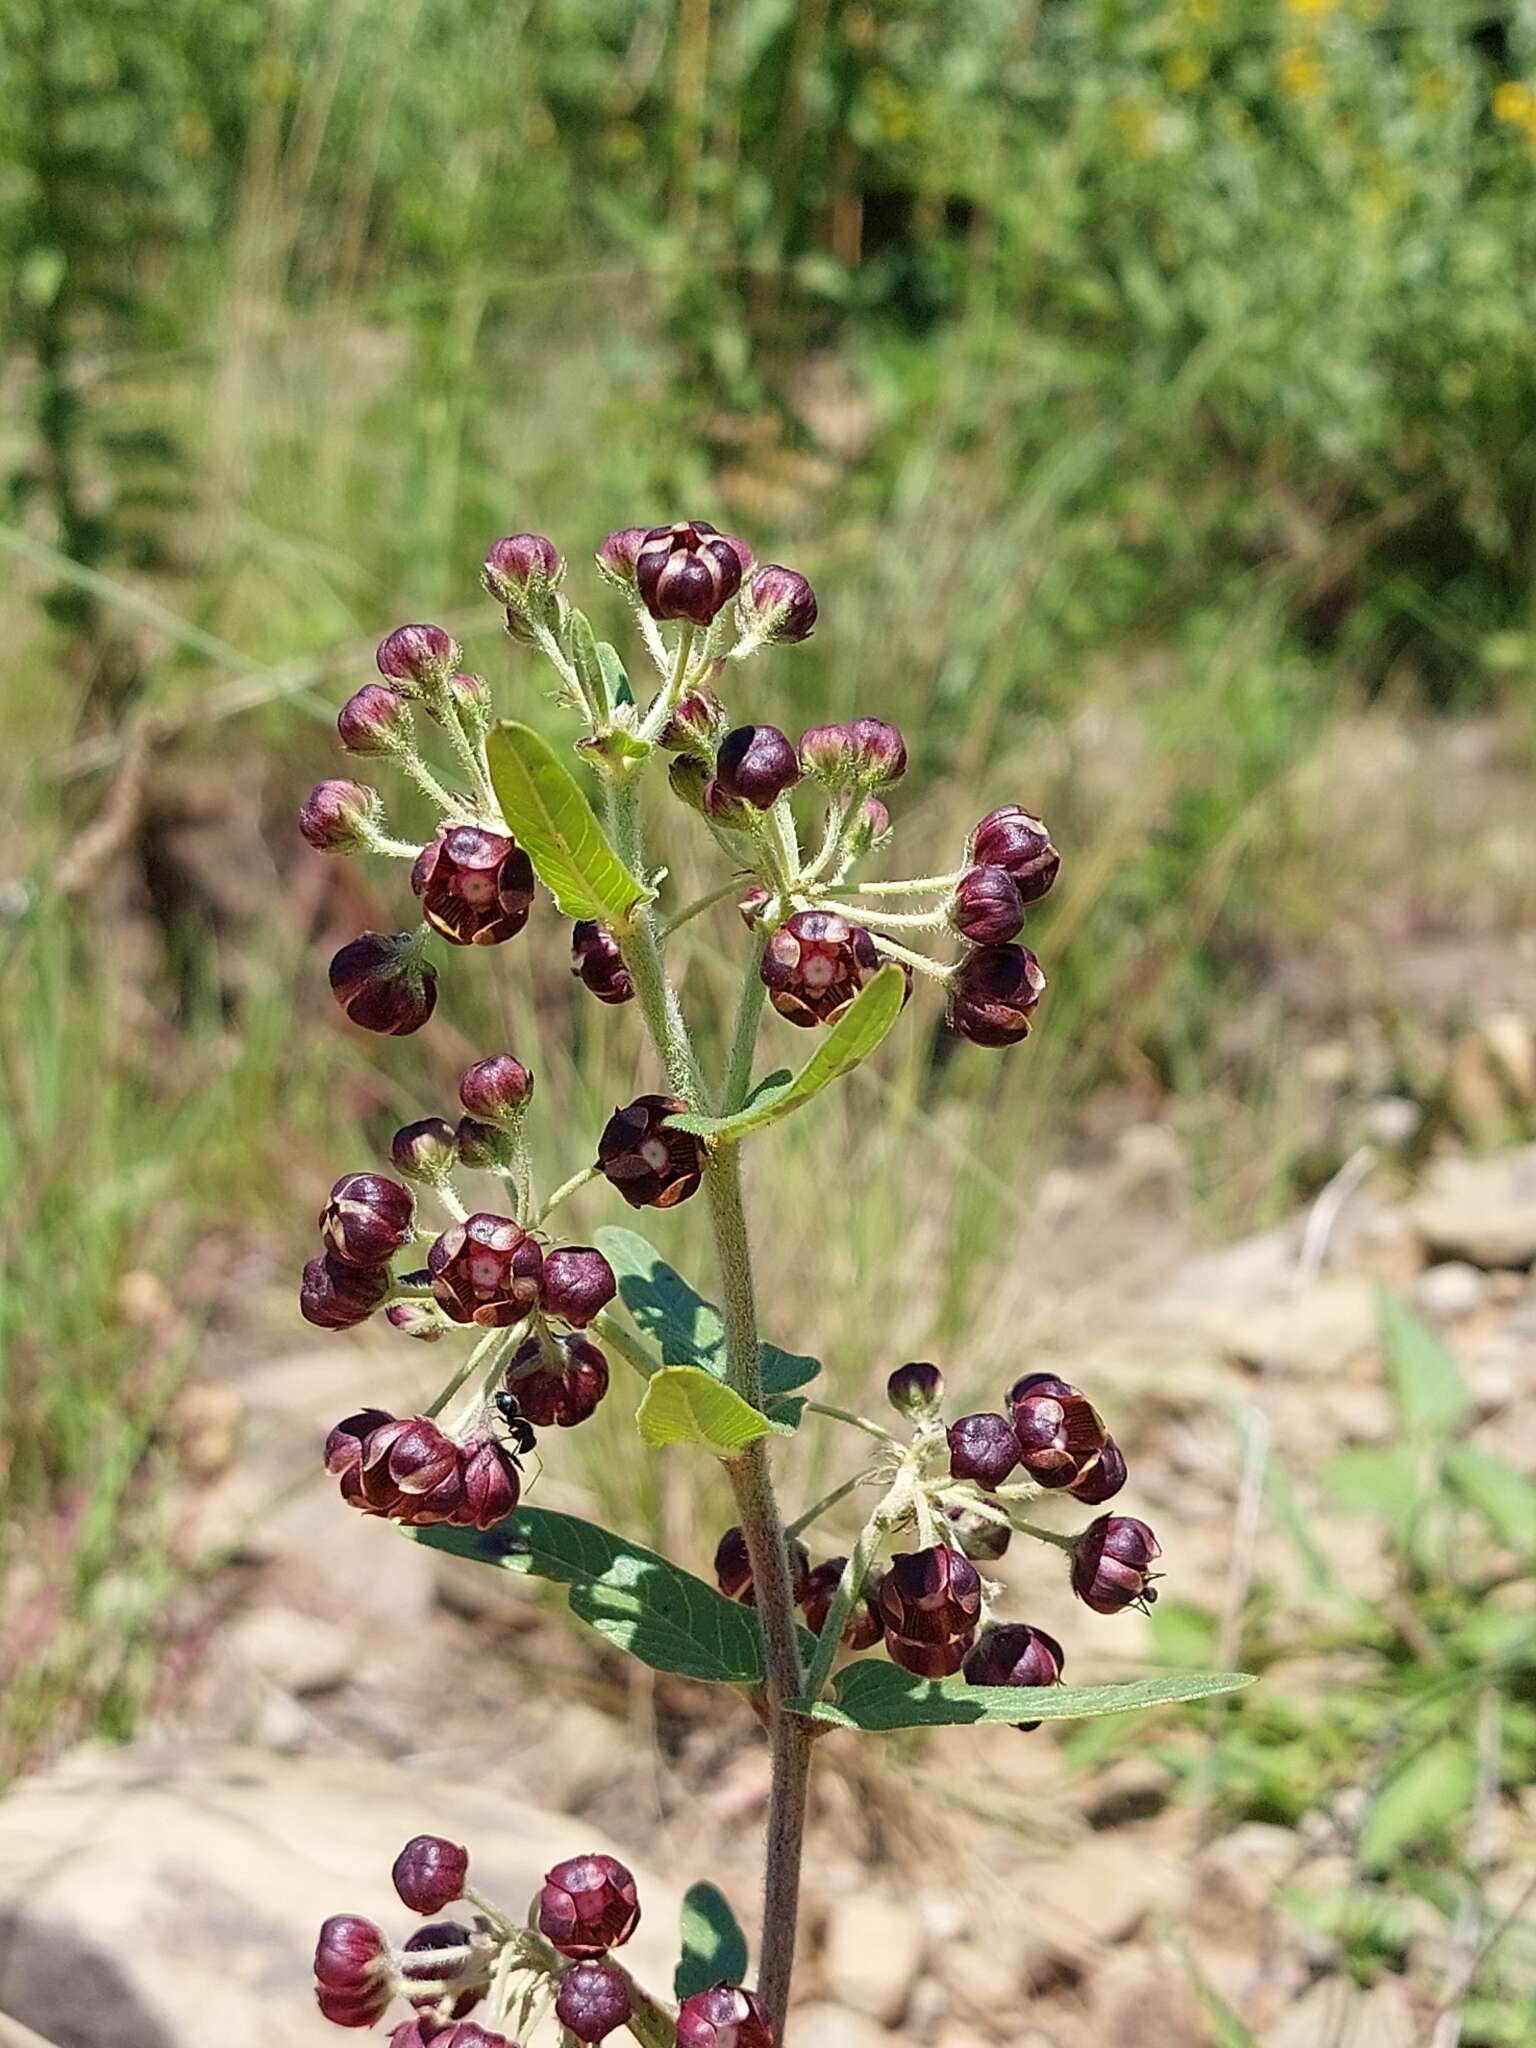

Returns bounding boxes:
[315,1835,773,2045]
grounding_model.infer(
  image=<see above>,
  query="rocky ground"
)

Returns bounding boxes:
[3,1132,1535,2048]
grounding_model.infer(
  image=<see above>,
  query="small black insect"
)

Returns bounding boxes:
[493,1390,538,1461]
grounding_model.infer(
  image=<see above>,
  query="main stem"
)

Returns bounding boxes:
[607,775,812,2040]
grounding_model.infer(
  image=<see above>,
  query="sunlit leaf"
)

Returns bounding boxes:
[667,966,907,1141]
[486,720,651,923]
[637,1365,792,1454]
[789,1661,1255,1730]
[675,1883,749,2003]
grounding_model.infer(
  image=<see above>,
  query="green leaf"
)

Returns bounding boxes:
[410,1509,762,1685]
[593,1226,821,1398]
[1378,1290,1467,1435]
[788,1661,1255,1731]
[667,966,907,1141]
[637,1365,790,1454]
[564,608,609,718]
[1317,1445,1420,1520]
[1359,1739,1476,1871]
[596,641,631,709]
[1445,1444,1536,1551]
[485,720,652,924]
[675,1883,749,2003]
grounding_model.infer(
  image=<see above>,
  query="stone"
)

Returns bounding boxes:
[936,1937,1021,2024]
[1087,1950,1208,2047]
[1262,1975,1417,2048]
[788,2003,892,2047]
[1032,1835,1188,1955]
[820,1892,923,2025]
[1412,1261,1489,1320]
[1082,1757,1174,1830]
[226,1603,353,1695]
[0,1743,680,2048]
[1410,1147,1536,1269]
[1191,1277,1377,1377]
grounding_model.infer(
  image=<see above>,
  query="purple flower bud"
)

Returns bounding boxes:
[540,1247,617,1329]
[798,723,857,785]
[1012,1387,1107,1490]
[504,1331,610,1428]
[635,521,750,626]
[557,1960,632,2042]
[329,932,438,1037]
[320,1171,416,1268]
[843,795,892,860]
[737,885,772,928]
[713,1527,812,1608]
[1071,1514,1161,1614]
[596,526,651,591]
[660,687,728,755]
[970,806,1060,904]
[800,1557,883,1650]
[402,1920,481,2022]
[950,866,1026,946]
[761,911,885,1029]
[413,827,535,948]
[743,564,818,644]
[1006,1370,1079,1406]
[947,1412,1022,1488]
[887,1361,944,1420]
[945,1505,1012,1562]
[847,717,907,786]
[428,1214,544,1327]
[299,779,381,853]
[1070,1437,1127,1505]
[393,1835,469,1915]
[455,1116,511,1171]
[458,1431,523,1528]
[537,1853,641,1958]
[878,1546,982,1677]
[338,684,412,756]
[595,1095,705,1210]
[713,724,801,810]
[386,1298,446,1342]
[948,944,1046,1048]
[571,921,635,1006]
[962,1622,1065,1730]
[391,1117,459,1182]
[314,1912,391,2028]
[377,623,460,694]
[325,1409,520,1530]
[702,777,753,827]
[300,1253,390,1331]
[481,532,563,614]
[458,1054,535,1122]
[446,670,492,729]
[675,1985,776,2048]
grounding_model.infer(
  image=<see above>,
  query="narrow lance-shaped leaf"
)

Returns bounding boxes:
[409,1508,763,1685]
[668,965,907,1142]
[486,720,652,925]
[789,1660,1256,1731]
[637,1365,793,1453]
[564,608,610,719]
[593,1225,821,1398]
[1378,1290,1467,1434]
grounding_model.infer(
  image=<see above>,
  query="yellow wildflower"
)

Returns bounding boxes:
[1492,81,1535,125]
[1278,44,1325,99]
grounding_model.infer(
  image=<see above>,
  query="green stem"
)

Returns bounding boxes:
[535,1163,597,1226]
[869,933,951,983]
[399,747,474,821]
[785,1468,876,1541]
[721,931,769,1113]
[1009,1517,1078,1552]
[822,898,949,932]
[637,624,696,744]
[425,1328,508,1419]
[804,1509,886,1700]
[765,795,801,890]
[660,876,743,937]
[592,1310,663,1382]
[804,1399,897,1444]
[852,869,964,896]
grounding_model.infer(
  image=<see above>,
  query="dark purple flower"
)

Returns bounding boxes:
[743,564,818,644]
[660,687,727,754]
[635,521,750,626]
[320,1172,415,1269]
[504,1331,610,1428]
[556,1959,632,2042]
[300,1253,390,1331]
[458,1054,534,1122]
[595,526,651,591]
[338,684,412,756]
[481,532,563,610]
[947,1412,1021,1489]
[887,1361,944,1420]
[314,1913,391,2029]
[571,922,635,1006]
[970,806,1060,904]
[391,1117,459,1182]
[1070,1437,1128,1505]
[1012,1386,1107,1491]
[329,932,438,1037]
[377,623,461,694]
[713,1527,812,1608]
[713,725,801,810]
[1071,1515,1161,1614]
[428,1213,544,1327]
[412,827,535,947]
[761,910,885,1029]
[799,1557,884,1650]
[950,866,1026,946]
[963,1622,1066,1730]
[300,779,381,853]
[878,1546,982,1677]
[798,723,856,785]
[402,1920,480,2022]
[847,717,907,786]
[948,944,1046,1048]
[537,1853,641,1958]
[393,1835,469,1916]
[675,1984,776,2048]
[595,1095,706,1210]
[539,1247,617,1329]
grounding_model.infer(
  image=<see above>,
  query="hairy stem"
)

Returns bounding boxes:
[721,930,769,1113]
[605,771,812,2038]
[804,1508,886,1699]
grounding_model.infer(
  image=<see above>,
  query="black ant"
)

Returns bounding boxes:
[493,1390,538,1464]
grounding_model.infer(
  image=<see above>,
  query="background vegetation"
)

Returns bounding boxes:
[2,0,1534,2034]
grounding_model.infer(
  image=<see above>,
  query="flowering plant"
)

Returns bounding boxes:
[298,518,1250,2044]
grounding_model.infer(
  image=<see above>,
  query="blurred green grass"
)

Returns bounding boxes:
[3,0,1535,1937]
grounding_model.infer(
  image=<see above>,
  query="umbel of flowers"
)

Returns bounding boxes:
[295,516,1242,2045]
